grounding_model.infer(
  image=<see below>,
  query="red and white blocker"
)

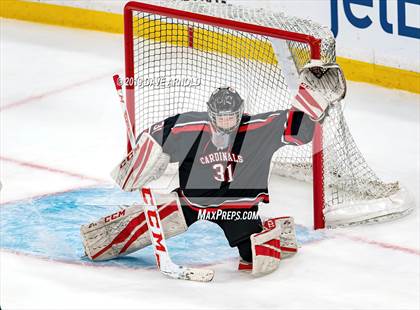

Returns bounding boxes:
[293,83,329,121]
[81,192,187,261]
[238,217,298,275]
[110,132,170,192]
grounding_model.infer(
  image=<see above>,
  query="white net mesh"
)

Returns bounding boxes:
[126,0,412,227]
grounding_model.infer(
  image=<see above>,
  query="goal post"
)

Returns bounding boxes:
[122,0,413,229]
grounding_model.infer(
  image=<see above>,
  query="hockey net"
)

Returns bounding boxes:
[123,0,412,229]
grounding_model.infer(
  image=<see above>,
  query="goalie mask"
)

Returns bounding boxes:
[207,87,244,135]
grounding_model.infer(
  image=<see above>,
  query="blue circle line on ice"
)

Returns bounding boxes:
[0,186,327,268]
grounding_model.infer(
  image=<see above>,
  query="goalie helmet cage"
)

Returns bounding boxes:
[123,0,412,229]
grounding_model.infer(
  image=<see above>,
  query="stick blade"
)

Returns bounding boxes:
[162,266,214,282]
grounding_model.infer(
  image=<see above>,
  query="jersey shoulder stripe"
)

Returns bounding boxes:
[172,124,211,134]
[170,112,211,134]
[239,112,282,132]
[172,121,211,134]
[241,112,281,125]
[173,120,210,128]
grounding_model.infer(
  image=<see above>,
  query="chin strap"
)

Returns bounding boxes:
[210,125,231,150]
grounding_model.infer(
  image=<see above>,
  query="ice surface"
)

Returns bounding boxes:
[0,19,419,310]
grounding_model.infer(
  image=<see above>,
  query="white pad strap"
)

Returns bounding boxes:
[249,216,298,276]
[263,216,298,258]
[111,132,170,192]
[250,225,282,276]
[81,192,187,261]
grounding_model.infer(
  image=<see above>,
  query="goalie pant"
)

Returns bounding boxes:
[178,190,262,263]
[176,192,297,266]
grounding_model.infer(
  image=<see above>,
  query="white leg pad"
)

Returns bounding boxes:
[81,192,187,261]
[250,225,282,276]
[263,216,298,258]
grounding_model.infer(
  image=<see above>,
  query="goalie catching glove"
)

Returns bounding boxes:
[292,60,346,121]
[111,132,169,191]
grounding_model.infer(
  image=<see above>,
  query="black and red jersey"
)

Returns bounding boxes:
[148,110,315,208]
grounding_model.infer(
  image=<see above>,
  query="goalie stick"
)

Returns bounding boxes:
[112,75,214,282]
[113,75,137,147]
[142,188,214,281]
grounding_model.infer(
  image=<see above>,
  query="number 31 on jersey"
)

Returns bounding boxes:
[212,164,234,182]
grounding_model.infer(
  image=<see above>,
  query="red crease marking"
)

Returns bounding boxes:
[0,70,120,111]
[338,233,420,256]
[0,156,107,183]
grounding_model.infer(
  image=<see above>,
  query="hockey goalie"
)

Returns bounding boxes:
[81,61,346,277]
